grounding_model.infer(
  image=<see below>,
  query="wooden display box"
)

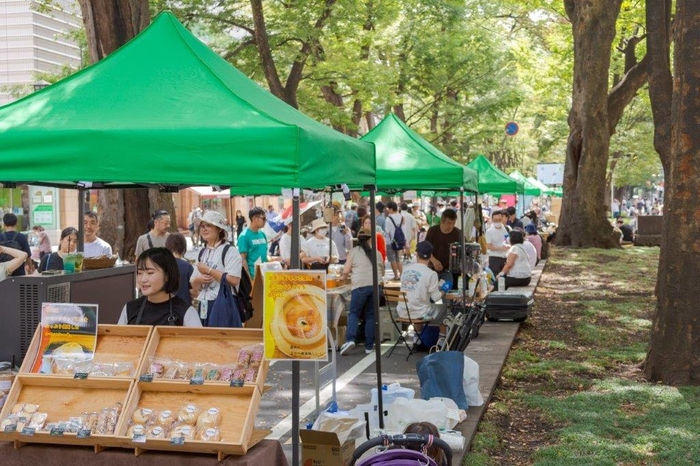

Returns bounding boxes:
[20,325,153,377]
[136,327,268,391]
[115,381,267,460]
[0,375,133,450]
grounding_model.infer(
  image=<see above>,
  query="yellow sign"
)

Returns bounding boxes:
[264,270,327,361]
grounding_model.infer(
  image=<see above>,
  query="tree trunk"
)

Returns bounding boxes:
[557,0,623,248]
[645,0,700,385]
[96,190,124,256]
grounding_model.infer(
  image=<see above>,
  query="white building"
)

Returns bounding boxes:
[0,0,81,105]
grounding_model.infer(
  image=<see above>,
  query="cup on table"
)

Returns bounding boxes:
[74,252,84,272]
[63,253,76,274]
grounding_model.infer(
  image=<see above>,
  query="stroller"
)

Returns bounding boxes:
[350,433,452,466]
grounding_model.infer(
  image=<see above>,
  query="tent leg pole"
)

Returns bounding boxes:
[369,187,384,429]
[78,187,85,252]
[291,192,301,466]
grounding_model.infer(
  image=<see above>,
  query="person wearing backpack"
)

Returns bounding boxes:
[190,211,243,325]
[1,213,33,276]
[0,243,29,281]
[384,201,406,280]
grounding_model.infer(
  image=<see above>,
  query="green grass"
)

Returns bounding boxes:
[465,247,700,465]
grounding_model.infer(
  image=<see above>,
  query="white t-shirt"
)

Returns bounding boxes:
[398,262,443,320]
[190,243,243,302]
[520,241,537,269]
[385,212,412,245]
[84,237,113,258]
[279,234,308,263]
[304,236,339,261]
[506,244,532,279]
[485,225,508,258]
[400,211,416,241]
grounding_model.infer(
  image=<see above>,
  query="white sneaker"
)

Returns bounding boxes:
[365,348,374,355]
[340,341,355,355]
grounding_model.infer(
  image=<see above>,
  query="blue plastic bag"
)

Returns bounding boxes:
[416,351,468,410]
[206,273,243,328]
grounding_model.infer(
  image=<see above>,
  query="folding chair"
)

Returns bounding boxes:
[383,288,432,360]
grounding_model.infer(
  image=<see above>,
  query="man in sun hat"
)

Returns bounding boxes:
[302,218,339,270]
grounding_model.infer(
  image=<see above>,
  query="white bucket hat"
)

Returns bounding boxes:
[200,211,227,230]
[309,218,328,233]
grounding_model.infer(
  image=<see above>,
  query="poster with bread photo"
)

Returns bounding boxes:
[30,303,98,374]
[264,270,327,361]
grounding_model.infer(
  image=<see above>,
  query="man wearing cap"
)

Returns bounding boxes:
[424,209,461,288]
[135,210,171,257]
[505,206,524,230]
[399,241,451,346]
[302,219,339,270]
[238,207,268,279]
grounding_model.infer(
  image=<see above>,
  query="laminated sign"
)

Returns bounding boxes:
[264,270,327,361]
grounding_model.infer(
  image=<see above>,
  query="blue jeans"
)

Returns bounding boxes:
[346,286,378,350]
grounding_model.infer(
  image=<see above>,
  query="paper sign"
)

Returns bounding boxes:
[264,270,327,361]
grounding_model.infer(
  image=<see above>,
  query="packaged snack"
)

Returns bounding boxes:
[232,366,246,385]
[219,367,234,382]
[163,362,181,380]
[22,404,40,415]
[192,363,207,380]
[245,366,258,383]
[196,407,221,430]
[10,403,25,415]
[197,427,222,441]
[250,344,264,365]
[237,347,252,366]
[156,409,176,429]
[131,407,156,425]
[65,417,83,433]
[114,362,135,377]
[178,364,194,380]
[177,404,201,425]
[43,421,61,432]
[1,415,18,430]
[102,407,119,434]
[127,424,145,437]
[28,412,48,430]
[147,425,166,439]
[149,358,168,378]
[205,365,221,381]
[170,424,195,441]
[88,363,115,377]
[51,356,77,375]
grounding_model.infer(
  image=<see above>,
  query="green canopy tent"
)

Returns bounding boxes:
[360,114,478,192]
[0,12,375,195]
[527,176,554,195]
[466,155,524,194]
[509,171,541,196]
[0,12,378,464]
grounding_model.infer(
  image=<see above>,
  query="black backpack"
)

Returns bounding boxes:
[388,215,407,251]
[198,244,254,323]
[0,232,22,262]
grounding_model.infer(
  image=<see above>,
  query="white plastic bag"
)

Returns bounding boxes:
[428,397,465,430]
[441,430,466,451]
[384,397,448,433]
[312,411,366,444]
[370,382,415,406]
[463,356,484,407]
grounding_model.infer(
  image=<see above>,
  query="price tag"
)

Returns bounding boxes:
[3,424,17,433]
[170,436,185,446]
[189,376,204,386]
[132,433,147,443]
[20,427,36,436]
[50,427,65,436]
[74,372,89,380]
[230,379,244,388]
[77,429,91,439]
[139,374,154,382]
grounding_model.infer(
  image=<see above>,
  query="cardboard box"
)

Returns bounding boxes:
[300,429,355,466]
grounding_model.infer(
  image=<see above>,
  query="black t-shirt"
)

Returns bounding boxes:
[125,295,190,326]
[175,258,194,305]
[619,224,634,242]
[424,225,462,270]
[0,231,30,276]
[39,252,64,272]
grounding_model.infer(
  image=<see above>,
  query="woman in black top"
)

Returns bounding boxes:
[38,227,78,272]
[118,248,201,326]
[235,210,246,245]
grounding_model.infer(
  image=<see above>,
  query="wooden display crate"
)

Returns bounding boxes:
[136,327,268,391]
[0,375,133,451]
[114,380,268,460]
[20,325,153,377]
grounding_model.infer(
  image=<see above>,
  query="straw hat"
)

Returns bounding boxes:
[309,218,329,233]
[357,228,372,239]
